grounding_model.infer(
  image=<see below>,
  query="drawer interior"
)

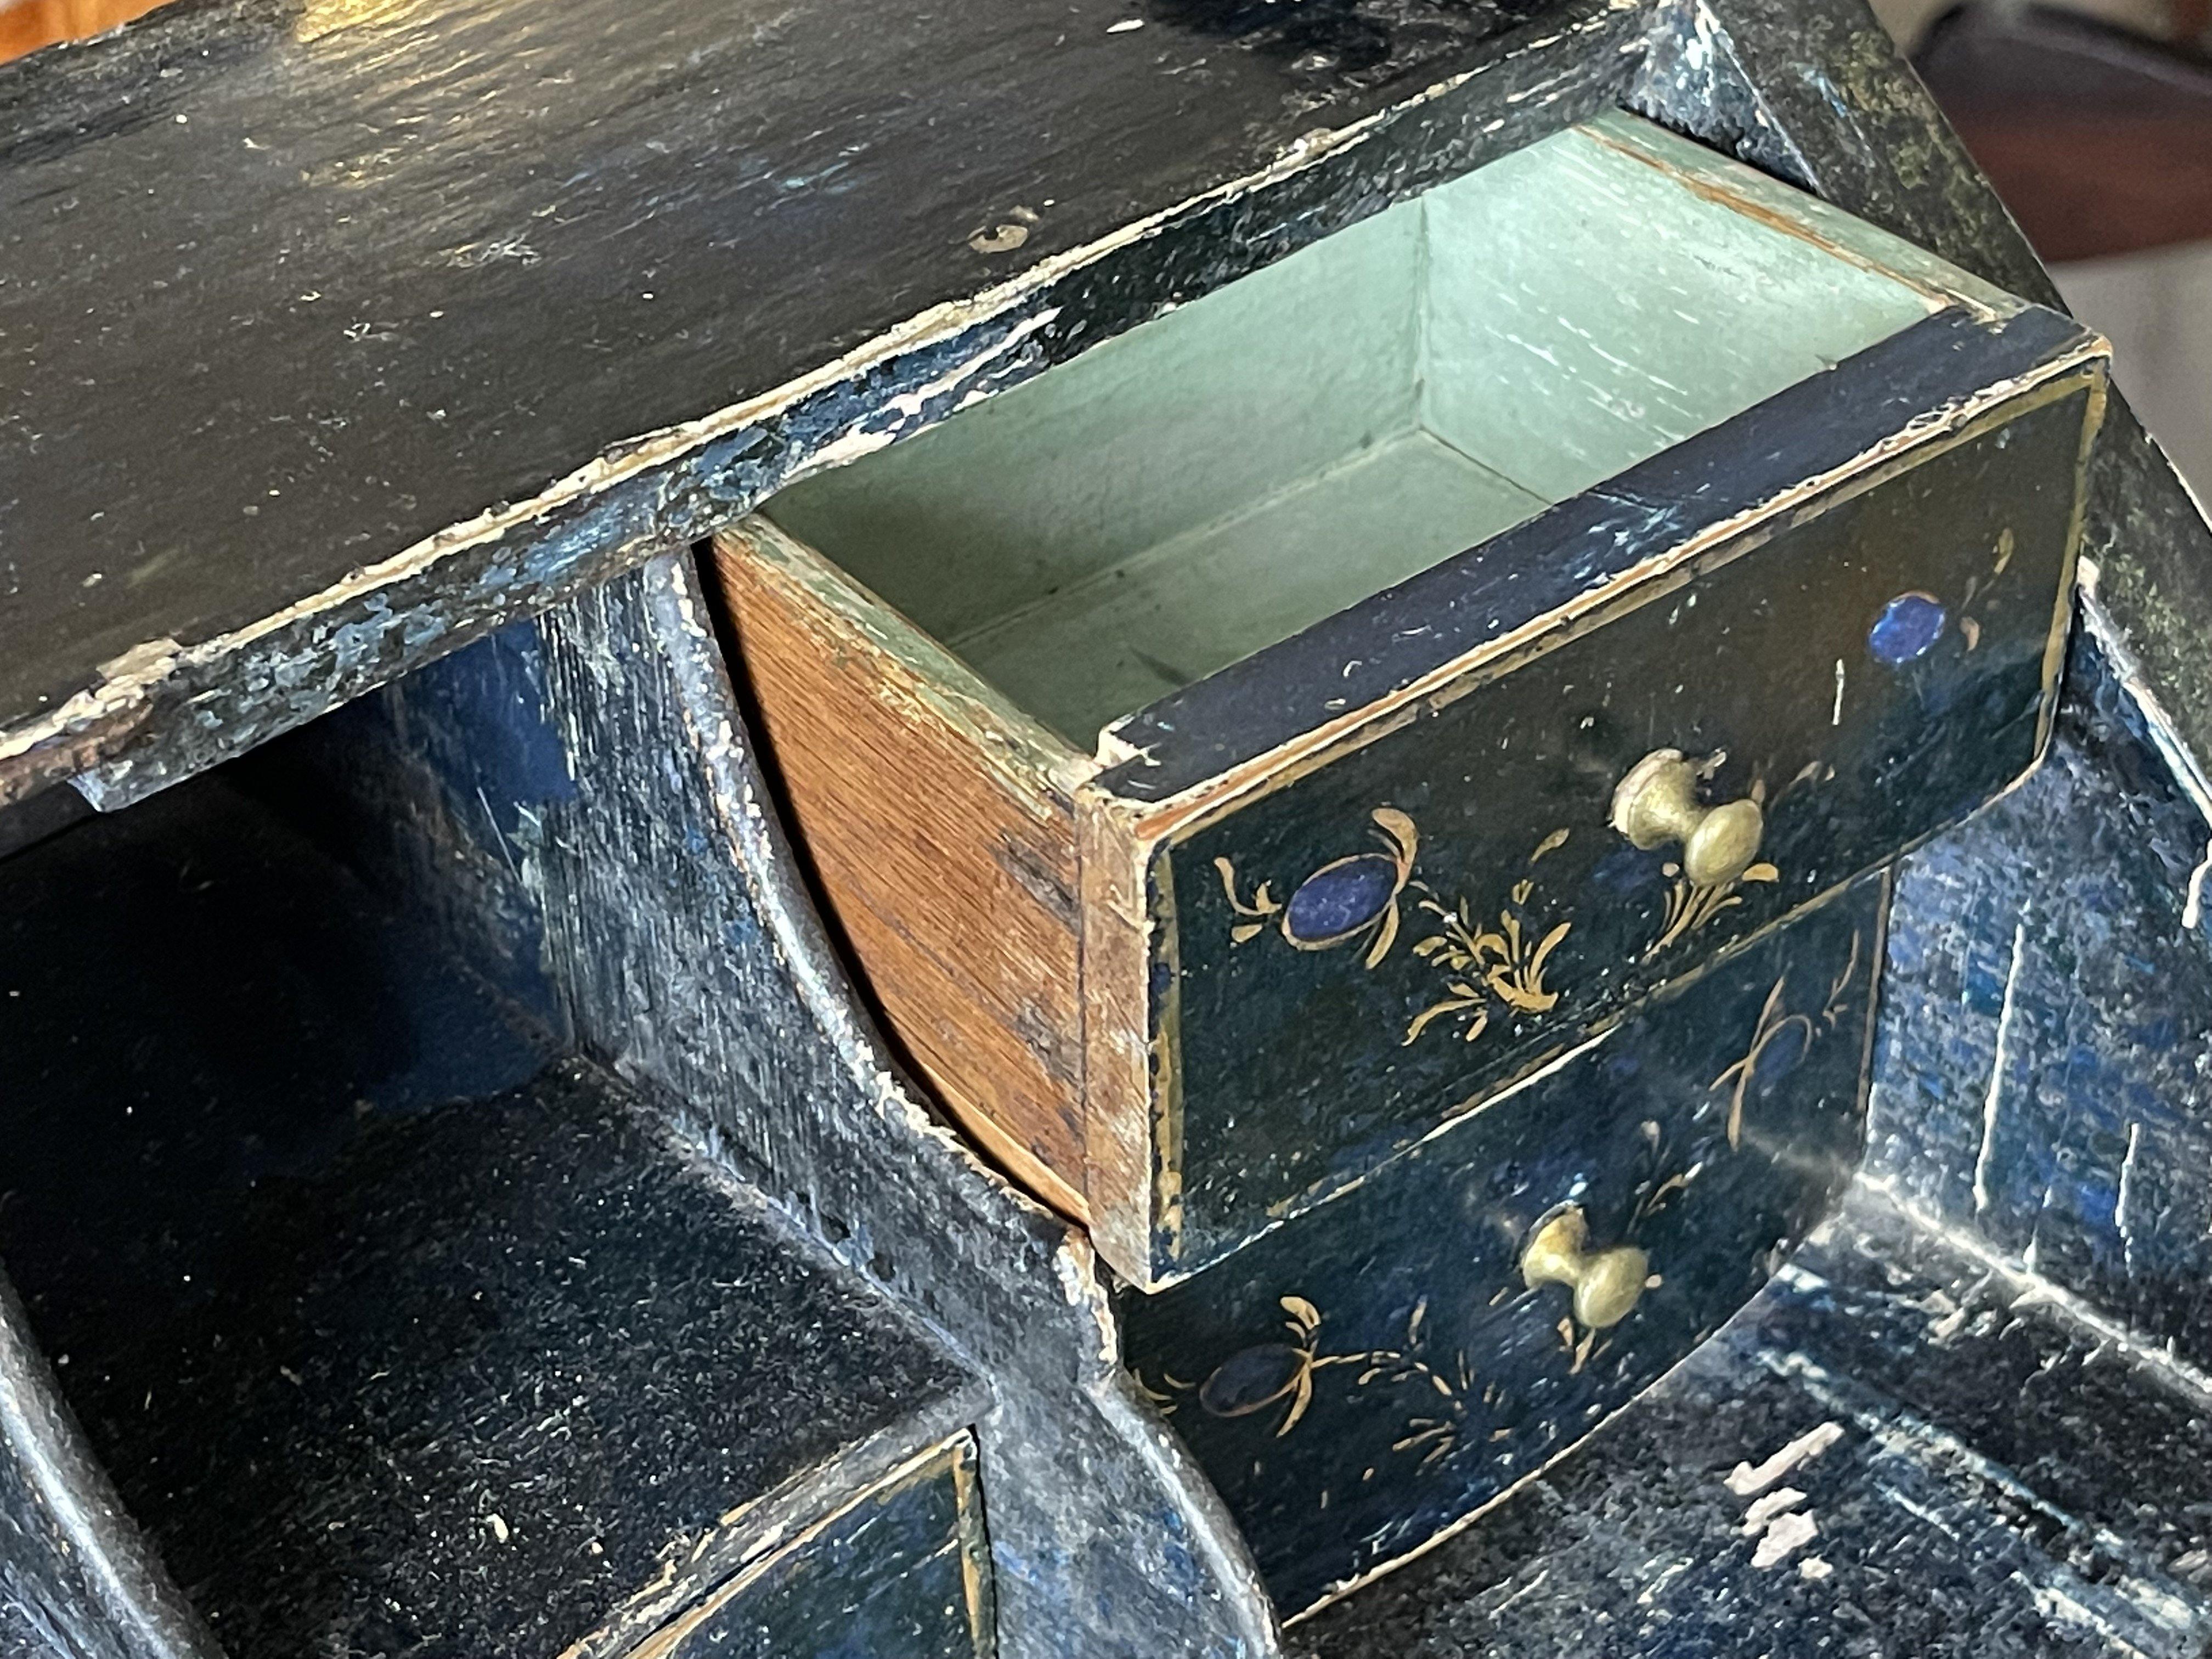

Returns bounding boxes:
[765,117,1941,748]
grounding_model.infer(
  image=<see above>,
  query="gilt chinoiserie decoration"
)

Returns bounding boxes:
[1166,395,2085,1273]
[1122,879,1883,1615]
[715,111,2104,1287]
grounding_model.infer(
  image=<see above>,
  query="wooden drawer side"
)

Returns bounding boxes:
[712,523,1090,1221]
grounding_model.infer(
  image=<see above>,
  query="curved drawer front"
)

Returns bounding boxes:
[715,110,2103,1289]
[1119,878,1882,1616]
[1146,362,2093,1271]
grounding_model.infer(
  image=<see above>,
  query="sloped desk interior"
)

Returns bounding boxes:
[4,0,2212,1654]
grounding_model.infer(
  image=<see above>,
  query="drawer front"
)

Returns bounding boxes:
[1154,376,2090,1269]
[650,1437,992,1659]
[1120,878,1881,1615]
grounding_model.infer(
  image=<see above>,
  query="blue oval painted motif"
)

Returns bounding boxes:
[1282,853,1399,944]
[1751,1019,1812,1091]
[1199,1344,1307,1417]
[1869,592,1948,665]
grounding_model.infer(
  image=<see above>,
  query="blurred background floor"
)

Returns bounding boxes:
[1883,0,2212,500]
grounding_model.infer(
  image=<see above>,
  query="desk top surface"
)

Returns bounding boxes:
[0,0,1589,798]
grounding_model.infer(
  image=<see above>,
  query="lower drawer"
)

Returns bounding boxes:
[1118,875,1883,1616]
[640,1436,993,1659]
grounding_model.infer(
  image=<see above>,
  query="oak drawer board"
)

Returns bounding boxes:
[709,111,2106,1289]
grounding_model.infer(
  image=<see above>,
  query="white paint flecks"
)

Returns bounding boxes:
[1488,1567,1551,1616]
[1724,1421,1844,1496]
[1973,922,2028,1215]
[1740,1486,1807,1534]
[2185,838,2212,932]
[1926,1293,1970,1344]
[1798,1555,1834,1581]
[2115,1120,2143,1277]
[1634,1559,1691,1606]
[45,22,1689,789]
[1832,658,1846,727]
[1752,1509,1819,1568]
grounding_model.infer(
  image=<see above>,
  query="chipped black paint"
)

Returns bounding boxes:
[1148,349,2090,1272]
[0,0,1643,806]
[5,2,2211,1652]
[1123,879,1881,1613]
[1870,627,2212,1374]
[1287,1188,2212,1656]
[312,555,1282,1658]
[0,771,984,1658]
[1101,307,2092,799]
[660,1439,991,1659]
[1637,0,2212,810]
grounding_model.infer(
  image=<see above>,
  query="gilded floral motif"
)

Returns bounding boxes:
[1710,930,1861,1147]
[1143,1295,1473,1463]
[1404,873,1571,1045]
[1217,810,1574,1049]
[1644,857,1782,959]
[1216,808,1418,968]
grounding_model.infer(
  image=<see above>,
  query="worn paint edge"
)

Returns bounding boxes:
[2032,376,2107,763]
[0,1276,222,1659]
[712,518,1089,810]
[535,1083,997,1659]
[570,1405,988,1659]
[1853,1177,2212,1415]
[1581,109,2012,321]
[618,1435,978,1659]
[948,1436,997,1658]
[1146,850,1188,1278]
[643,552,1282,1649]
[1051,1240,1287,1650]
[1076,783,1168,1285]
[643,555,1080,1267]
[14,0,1646,799]
[2077,563,2212,833]
[1119,342,2108,848]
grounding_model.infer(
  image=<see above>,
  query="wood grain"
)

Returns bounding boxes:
[1076,792,1170,1284]
[0,0,168,65]
[710,521,1092,1222]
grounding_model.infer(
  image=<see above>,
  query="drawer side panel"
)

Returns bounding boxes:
[712,528,1089,1221]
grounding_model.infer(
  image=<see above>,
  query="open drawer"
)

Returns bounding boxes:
[710,111,2106,1288]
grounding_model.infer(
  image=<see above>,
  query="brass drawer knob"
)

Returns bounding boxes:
[1521,1205,1650,1329]
[1611,748,1764,888]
